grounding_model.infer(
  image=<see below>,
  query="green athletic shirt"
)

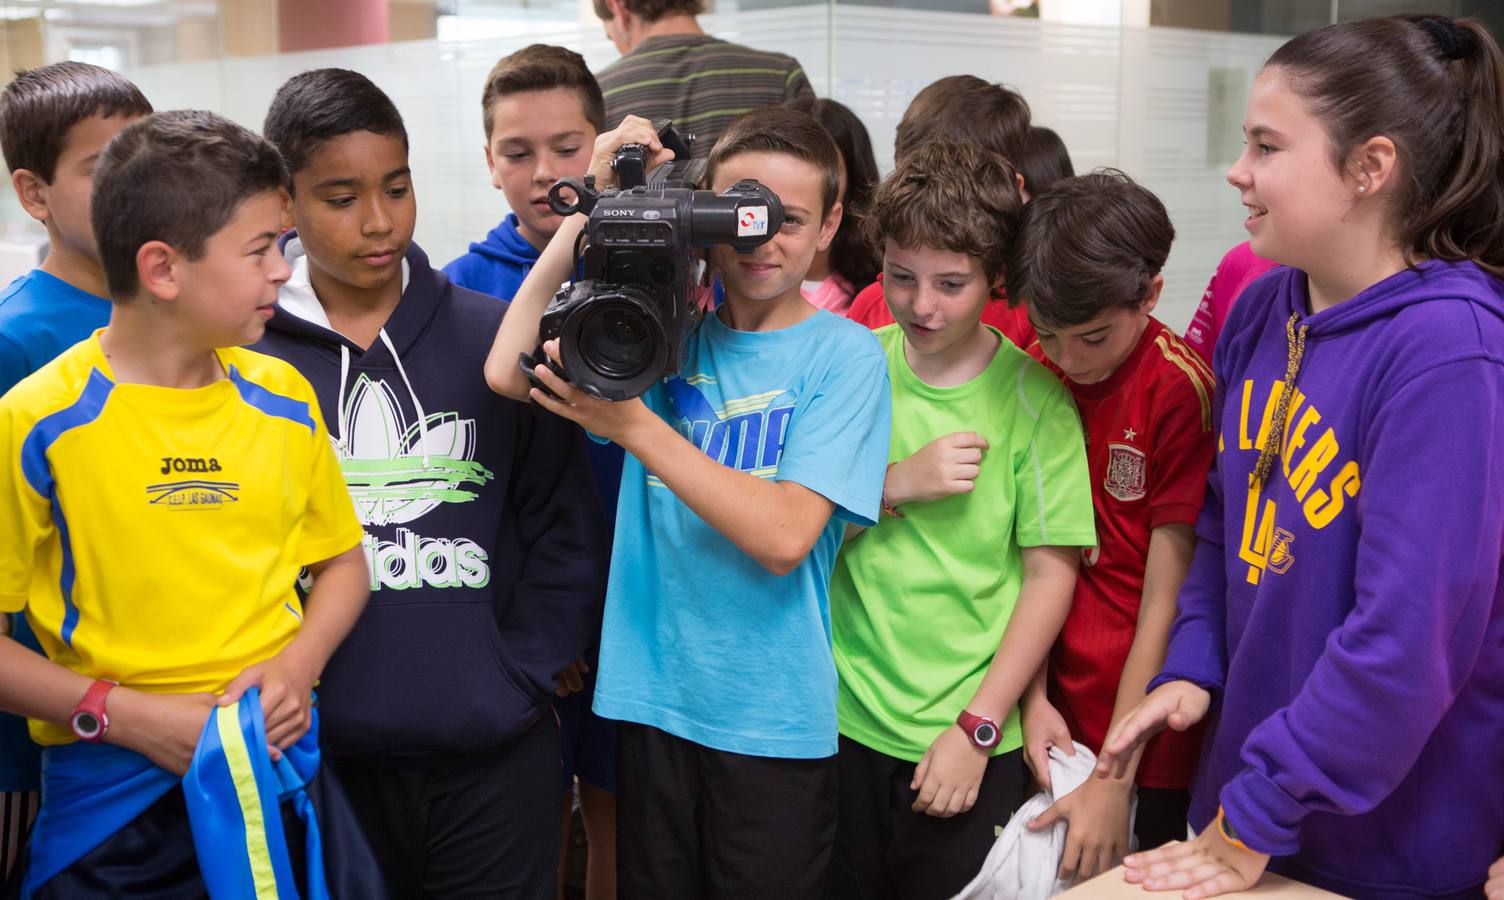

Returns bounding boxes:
[831,325,1097,762]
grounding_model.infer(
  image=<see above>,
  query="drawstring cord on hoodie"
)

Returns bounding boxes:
[334,328,432,469]
[1251,313,1309,489]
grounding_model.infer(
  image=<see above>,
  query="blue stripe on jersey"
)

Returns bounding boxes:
[228,365,315,433]
[19,368,115,647]
[19,368,115,497]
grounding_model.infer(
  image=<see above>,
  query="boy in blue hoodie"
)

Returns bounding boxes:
[254,69,608,899]
[445,47,624,896]
[0,60,151,888]
[445,43,602,304]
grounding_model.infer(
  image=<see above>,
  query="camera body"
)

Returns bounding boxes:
[523,123,785,401]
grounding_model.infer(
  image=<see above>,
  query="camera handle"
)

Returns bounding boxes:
[548,176,601,216]
[518,349,570,403]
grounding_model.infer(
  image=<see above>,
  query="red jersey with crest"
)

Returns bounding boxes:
[1027,318,1215,788]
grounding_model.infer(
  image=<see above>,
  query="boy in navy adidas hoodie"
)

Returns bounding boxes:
[253,68,607,899]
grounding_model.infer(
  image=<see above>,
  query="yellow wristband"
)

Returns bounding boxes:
[1215,805,1254,854]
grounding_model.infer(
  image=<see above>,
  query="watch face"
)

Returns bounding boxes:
[73,711,101,740]
[974,722,998,747]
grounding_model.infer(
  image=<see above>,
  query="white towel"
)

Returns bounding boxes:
[952,742,1137,900]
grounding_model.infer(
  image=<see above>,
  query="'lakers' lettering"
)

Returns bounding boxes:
[1233,379,1362,583]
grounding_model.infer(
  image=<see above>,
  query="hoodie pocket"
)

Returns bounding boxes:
[315,596,548,759]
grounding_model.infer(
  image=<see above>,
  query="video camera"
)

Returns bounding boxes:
[520,122,785,401]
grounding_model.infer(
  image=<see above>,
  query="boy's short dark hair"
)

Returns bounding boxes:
[707,106,840,217]
[863,138,1023,282]
[1015,126,1074,197]
[894,75,1030,164]
[0,61,151,182]
[262,68,407,189]
[593,0,702,22]
[1004,169,1174,329]
[482,44,605,138]
[92,110,288,301]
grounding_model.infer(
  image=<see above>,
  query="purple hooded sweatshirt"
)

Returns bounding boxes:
[1153,259,1504,899]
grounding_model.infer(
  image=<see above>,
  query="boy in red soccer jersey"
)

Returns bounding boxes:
[1007,171,1215,883]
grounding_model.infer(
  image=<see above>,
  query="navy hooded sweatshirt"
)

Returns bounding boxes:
[253,234,607,762]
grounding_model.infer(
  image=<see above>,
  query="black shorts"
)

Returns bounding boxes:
[334,712,563,899]
[829,735,1029,900]
[616,722,837,900]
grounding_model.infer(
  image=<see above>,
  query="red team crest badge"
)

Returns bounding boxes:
[1104,442,1147,502]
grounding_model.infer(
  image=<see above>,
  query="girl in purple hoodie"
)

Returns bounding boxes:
[1095,15,1504,900]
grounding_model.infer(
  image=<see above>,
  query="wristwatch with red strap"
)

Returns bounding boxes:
[956,709,1001,750]
[70,680,117,743]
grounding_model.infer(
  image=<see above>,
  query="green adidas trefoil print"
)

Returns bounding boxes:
[331,373,497,593]
[335,373,495,527]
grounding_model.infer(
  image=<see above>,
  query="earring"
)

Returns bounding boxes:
[1358,184,1367,194]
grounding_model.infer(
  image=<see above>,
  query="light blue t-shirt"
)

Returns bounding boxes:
[0,268,108,791]
[592,309,891,758]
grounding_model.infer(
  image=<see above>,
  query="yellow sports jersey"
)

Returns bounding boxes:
[0,333,363,745]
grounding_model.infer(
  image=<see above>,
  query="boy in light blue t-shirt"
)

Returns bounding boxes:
[0,61,150,885]
[485,107,890,899]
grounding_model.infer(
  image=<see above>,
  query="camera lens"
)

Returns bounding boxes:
[579,301,655,378]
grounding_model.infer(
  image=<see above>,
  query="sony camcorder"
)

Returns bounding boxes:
[520,123,785,401]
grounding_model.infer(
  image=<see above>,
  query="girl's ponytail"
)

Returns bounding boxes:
[1266,16,1504,275]
[1406,17,1504,273]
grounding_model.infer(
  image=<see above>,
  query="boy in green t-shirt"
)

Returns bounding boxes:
[828,139,1096,899]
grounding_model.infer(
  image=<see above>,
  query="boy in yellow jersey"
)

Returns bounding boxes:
[0,111,376,898]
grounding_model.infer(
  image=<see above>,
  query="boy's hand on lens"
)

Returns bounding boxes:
[1095,681,1209,780]
[1027,773,1133,883]
[115,689,217,776]
[589,115,675,189]
[1123,824,1268,899]
[910,724,988,818]
[529,340,652,443]
[220,651,317,762]
[555,656,590,698]
[1486,855,1504,900]
[887,432,989,505]
[1019,693,1073,793]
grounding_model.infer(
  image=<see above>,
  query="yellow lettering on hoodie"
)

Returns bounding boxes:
[1239,485,1280,585]
[1303,460,1362,529]
[1289,428,1339,502]
[1283,405,1323,482]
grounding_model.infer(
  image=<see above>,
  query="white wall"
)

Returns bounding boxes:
[117,4,1288,331]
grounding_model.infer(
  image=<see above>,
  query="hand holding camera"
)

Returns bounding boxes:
[521,120,784,402]
[587,115,675,190]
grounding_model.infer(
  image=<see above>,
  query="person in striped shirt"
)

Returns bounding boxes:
[593,0,814,157]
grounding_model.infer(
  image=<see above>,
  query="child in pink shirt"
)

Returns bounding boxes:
[1183,241,1277,363]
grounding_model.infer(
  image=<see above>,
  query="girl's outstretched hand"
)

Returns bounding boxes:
[1122,824,1268,899]
[1094,680,1210,780]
